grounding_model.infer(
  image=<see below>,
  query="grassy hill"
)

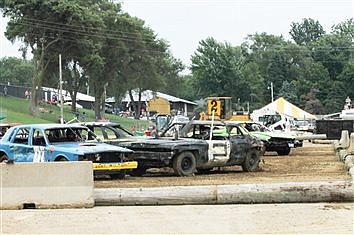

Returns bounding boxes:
[0,95,150,131]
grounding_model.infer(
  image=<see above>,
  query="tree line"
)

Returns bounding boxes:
[1,0,353,118]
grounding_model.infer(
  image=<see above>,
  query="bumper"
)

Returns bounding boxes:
[92,161,138,171]
[266,141,294,151]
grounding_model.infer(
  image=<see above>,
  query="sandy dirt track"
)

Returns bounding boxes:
[2,203,353,234]
[95,142,351,188]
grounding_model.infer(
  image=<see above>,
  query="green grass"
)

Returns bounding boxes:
[0,95,150,131]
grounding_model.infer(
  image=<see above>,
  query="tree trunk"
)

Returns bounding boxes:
[128,90,136,118]
[30,50,45,116]
[70,91,77,113]
[136,89,142,119]
[94,85,104,121]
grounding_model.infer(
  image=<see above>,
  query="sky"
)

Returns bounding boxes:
[0,0,353,68]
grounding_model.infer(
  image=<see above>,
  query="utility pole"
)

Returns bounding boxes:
[268,82,274,103]
[59,54,64,124]
[271,82,274,102]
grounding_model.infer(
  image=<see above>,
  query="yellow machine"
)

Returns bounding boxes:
[201,97,251,121]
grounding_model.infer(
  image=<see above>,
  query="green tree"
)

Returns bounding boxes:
[312,34,353,80]
[290,18,325,46]
[242,33,288,104]
[338,60,354,99]
[278,80,299,105]
[1,0,101,115]
[331,18,354,41]
[300,88,325,115]
[0,57,34,87]
[191,37,248,101]
[116,17,173,119]
[242,62,265,110]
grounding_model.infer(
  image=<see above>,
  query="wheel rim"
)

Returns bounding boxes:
[249,154,256,166]
[181,157,192,171]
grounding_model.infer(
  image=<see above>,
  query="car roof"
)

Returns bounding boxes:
[11,123,86,129]
[188,120,225,125]
[80,121,120,127]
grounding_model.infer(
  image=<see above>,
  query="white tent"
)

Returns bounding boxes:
[251,97,317,121]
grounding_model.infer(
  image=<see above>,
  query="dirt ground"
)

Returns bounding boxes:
[2,203,354,234]
[95,141,351,188]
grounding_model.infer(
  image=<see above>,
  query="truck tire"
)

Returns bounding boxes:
[173,151,196,176]
[277,147,291,156]
[241,149,260,172]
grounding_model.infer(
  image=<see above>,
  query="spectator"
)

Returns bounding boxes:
[3,86,7,96]
[25,90,30,99]
[82,112,87,121]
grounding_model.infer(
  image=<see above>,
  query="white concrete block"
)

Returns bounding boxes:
[1,162,94,209]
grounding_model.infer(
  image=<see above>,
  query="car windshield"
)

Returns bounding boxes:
[179,123,227,139]
[110,124,134,137]
[45,127,97,144]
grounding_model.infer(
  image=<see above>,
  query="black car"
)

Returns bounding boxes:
[83,121,264,176]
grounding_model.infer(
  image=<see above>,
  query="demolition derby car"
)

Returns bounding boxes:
[0,124,137,178]
[83,120,264,176]
[228,122,302,155]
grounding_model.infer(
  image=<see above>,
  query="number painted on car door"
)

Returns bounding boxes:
[206,140,231,164]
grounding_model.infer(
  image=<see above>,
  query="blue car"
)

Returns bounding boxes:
[0,124,137,179]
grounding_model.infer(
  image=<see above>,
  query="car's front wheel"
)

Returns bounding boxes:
[173,151,196,176]
[0,153,8,162]
[242,149,260,172]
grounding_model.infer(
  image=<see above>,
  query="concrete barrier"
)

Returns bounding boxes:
[1,162,94,209]
[94,181,354,206]
[347,133,354,155]
[334,130,349,150]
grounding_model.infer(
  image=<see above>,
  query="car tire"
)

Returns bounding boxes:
[277,147,291,156]
[129,165,148,177]
[56,156,68,161]
[242,149,260,172]
[0,153,8,162]
[173,151,196,176]
[110,170,126,180]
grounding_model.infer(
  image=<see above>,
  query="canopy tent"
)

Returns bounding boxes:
[251,97,317,121]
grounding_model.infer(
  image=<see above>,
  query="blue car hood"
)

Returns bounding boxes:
[50,142,132,154]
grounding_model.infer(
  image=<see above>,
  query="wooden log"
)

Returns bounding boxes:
[94,181,354,206]
[296,134,327,141]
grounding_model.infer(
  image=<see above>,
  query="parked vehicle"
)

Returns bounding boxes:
[0,124,137,179]
[82,121,264,176]
[228,122,301,156]
[0,123,18,139]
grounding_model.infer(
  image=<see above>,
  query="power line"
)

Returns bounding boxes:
[20,17,150,39]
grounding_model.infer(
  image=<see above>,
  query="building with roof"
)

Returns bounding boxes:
[121,90,197,117]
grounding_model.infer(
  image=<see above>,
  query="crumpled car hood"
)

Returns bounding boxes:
[250,131,295,141]
[50,142,133,154]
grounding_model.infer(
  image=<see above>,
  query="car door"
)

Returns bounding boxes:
[206,127,231,164]
[10,127,35,162]
[227,125,249,160]
[32,128,47,162]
